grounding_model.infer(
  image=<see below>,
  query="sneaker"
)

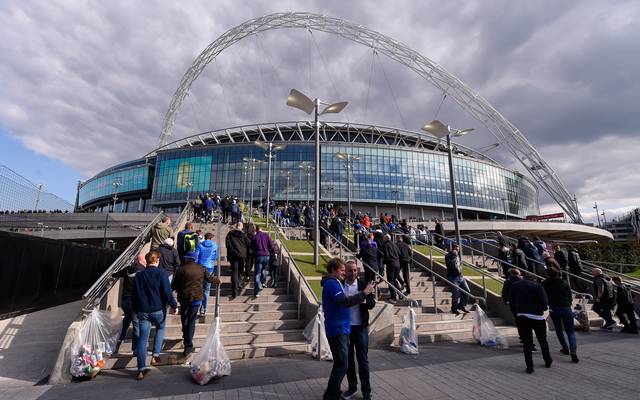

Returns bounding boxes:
[150,356,162,366]
[459,307,470,314]
[183,347,195,358]
[560,348,570,355]
[545,359,553,368]
[531,346,538,353]
[136,371,145,380]
[526,367,534,374]
[388,299,397,304]
[341,388,358,400]
[601,324,614,330]
[255,293,261,298]
[571,353,579,363]
[451,309,460,316]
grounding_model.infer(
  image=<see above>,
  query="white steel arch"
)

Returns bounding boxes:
[158,11,582,222]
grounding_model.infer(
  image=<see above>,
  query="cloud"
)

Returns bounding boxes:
[0,0,639,223]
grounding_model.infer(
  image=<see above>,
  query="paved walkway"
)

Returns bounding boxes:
[4,329,638,400]
[0,300,81,389]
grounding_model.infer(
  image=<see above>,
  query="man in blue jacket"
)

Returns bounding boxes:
[321,258,373,400]
[195,232,218,316]
[132,251,177,380]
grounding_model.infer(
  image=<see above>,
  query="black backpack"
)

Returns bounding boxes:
[617,285,634,305]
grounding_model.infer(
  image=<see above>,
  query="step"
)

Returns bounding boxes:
[214,309,299,323]
[215,287,289,297]
[393,312,475,324]
[217,294,294,303]
[415,326,520,344]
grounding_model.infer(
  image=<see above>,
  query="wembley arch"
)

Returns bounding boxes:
[158,11,582,223]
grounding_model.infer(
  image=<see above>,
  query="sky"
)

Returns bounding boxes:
[0,0,638,222]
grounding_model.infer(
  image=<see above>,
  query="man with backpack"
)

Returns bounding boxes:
[612,276,638,334]
[177,222,198,265]
[592,268,617,330]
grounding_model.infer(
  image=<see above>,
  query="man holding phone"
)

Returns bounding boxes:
[322,258,374,400]
[341,260,376,400]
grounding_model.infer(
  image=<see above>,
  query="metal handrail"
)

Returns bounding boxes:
[424,231,594,301]
[82,202,192,311]
[463,232,640,292]
[82,211,165,310]
[321,226,418,307]
[344,230,486,311]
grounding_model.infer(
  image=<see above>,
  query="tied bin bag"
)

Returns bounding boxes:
[190,317,231,385]
[69,309,121,379]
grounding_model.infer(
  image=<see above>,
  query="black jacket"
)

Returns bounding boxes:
[112,262,145,298]
[445,251,462,278]
[158,243,181,274]
[226,229,250,261]
[512,248,528,271]
[510,279,549,316]
[554,249,568,270]
[382,241,400,267]
[501,275,521,305]
[397,241,412,262]
[568,250,582,274]
[542,277,572,308]
[357,240,379,269]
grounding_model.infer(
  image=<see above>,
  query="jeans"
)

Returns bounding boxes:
[135,309,167,371]
[387,264,400,300]
[516,316,552,369]
[118,296,136,342]
[616,304,639,333]
[254,255,270,295]
[230,259,243,297]
[180,303,200,349]
[593,301,616,326]
[200,281,212,314]
[549,306,577,353]
[324,333,349,400]
[449,275,470,311]
[400,260,411,294]
[347,325,371,396]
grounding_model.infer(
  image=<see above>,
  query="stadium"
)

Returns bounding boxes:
[77,121,539,221]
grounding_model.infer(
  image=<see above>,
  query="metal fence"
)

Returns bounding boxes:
[0,164,73,212]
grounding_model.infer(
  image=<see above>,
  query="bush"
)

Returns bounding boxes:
[574,240,640,273]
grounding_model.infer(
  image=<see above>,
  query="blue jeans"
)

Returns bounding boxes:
[549,306,577,352]
[200,281,212,314]
[254,255,270,295]
[118,296,137,343]
[324,333,349,400]
[347,325,371,396]
[449,275,470,311]
[180,303,200,349]
[135,310,166,371]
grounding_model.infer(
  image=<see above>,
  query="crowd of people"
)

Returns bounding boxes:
[0,209,70,214]
[113,212,279,380]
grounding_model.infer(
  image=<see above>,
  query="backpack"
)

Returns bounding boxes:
[183,232,198,253]
[617,285,634,305]
[598,276,616,304]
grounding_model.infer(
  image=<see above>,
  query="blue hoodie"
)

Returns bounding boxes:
[321,276,366,338]
[195,239,218,273]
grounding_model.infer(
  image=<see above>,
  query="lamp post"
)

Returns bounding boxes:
[185,180,193,203]
[422,120,474,247]
[243,157,263,222]
[593,202,602,228]
[299,163,314,207]
[287,89,348,265]
[103,177,122,247]
[601,210,608,226]
[501,197,508,220]
[283,171,293,207]
[391,189,400,219]
[34,184,44,211]
[335,152,360,224]
[241,163,249,202]
[255,140,286,231]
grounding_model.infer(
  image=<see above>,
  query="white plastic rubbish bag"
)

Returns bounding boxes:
[399,307,419,354]
[190,317,231,385]
[69,309,121,379]
[573,298,590,333]
[303,309,333,361]
[472,306,509,349]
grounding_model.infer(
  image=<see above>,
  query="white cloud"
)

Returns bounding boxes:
[0,0,639,218]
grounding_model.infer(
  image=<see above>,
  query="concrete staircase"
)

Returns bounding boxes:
[105,219,309,369]
[382,269,519,344]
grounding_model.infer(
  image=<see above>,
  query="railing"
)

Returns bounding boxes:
[82,202,192,311]
[428,231,594,301]
[463,231,640,294]
[321,226,419,307]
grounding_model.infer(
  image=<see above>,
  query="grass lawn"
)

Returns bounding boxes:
[291,254,330,276]
[627,269,640,279]
[308,279,323,300]
[282,240,315,253]
[413,245,446,257]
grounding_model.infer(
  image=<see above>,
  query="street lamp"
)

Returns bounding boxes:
[258,184,265,216]
[287,89,348,265]
[112,177,122,213]
[501,197,508,220]
[185,180,193,203]
[242,157,263,222]
[283,171,293,207]
[422,120,474,247]
[391,189,400,219]
[255,140,286,231]
[241,163,249,202]
[335,152,360,224]
[298,163,314,207]
[34,184,44,211]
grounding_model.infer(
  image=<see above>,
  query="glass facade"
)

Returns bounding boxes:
[147,143,539,217]
[79,164,150,206]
